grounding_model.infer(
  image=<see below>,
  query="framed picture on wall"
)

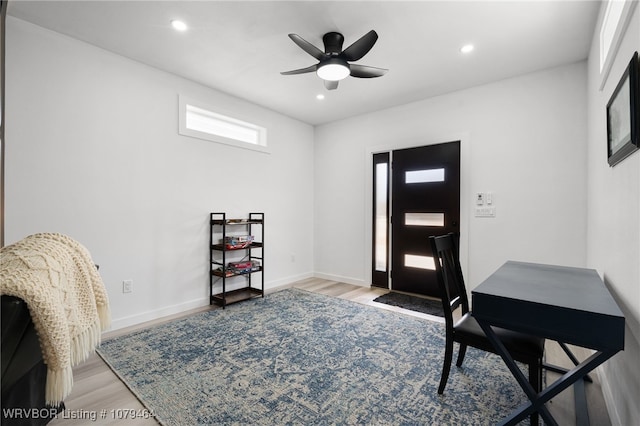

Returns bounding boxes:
[606,51,639,167]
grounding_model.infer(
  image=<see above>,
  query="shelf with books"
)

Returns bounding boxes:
[209,212,264,308]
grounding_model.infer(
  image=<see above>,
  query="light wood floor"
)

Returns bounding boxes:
[49,277,611,425]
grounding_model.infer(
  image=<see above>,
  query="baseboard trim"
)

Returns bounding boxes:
[109,297,209,331]
[266,272,314,289]
[108,273,317,331]
[313,272,368,287]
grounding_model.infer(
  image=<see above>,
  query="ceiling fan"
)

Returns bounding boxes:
[281,30,388,90]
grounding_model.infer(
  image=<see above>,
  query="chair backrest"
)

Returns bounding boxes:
[429,233,470,325]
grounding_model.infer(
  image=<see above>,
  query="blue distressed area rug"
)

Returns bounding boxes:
[97,289,528,425]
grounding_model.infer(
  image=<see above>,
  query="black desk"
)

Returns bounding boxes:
[472,261,625,426]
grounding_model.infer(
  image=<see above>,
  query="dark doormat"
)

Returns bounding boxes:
[373,292,444,317]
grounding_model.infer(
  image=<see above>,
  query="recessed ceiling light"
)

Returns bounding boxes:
[460,44,474,54]
[171,20,188,31]
[316,94,325,100]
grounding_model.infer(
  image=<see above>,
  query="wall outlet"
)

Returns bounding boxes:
[123,280,133,293]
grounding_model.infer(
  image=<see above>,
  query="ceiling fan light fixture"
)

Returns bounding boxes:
[282,30,386,90]
[317,59,350,81]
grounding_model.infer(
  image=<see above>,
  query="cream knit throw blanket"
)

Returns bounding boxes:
[0,233,111,405]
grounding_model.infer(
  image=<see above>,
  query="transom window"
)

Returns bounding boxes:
[598,0,637,88]
[178,96,268,153]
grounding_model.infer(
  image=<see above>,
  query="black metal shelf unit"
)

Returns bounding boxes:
[209,212,264,308]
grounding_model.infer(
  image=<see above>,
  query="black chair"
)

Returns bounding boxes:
[429,233,544,426]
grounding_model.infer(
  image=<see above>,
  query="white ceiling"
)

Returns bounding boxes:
[8,1,601,125]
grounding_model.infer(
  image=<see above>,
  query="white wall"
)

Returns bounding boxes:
[586,3,640,425]
[314,61,588,291]
[5,17,315,329]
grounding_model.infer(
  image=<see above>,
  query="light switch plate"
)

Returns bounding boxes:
[475,206,496,217]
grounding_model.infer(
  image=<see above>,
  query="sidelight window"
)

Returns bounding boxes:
[371,152,390,288]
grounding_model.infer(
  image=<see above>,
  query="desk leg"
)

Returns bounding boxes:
[573,376,589,426]
[544,342,591,425]
[544,342,593,383]
[477,319,617,426]
[476,320,556,426]
[536,350,616,425]
[553,342,590,425]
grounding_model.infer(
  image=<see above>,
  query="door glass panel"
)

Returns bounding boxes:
[404,254,436,270]
[375,162,388,271]
[405,212,445,227]
[405,168,445,184]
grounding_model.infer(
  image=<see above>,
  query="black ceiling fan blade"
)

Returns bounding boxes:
[341,30,378,62]
[288,34,326,61]
[281,64,318,75]
[349,64,388,78]
[324,80,339,90]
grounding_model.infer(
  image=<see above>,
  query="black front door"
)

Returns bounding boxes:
[391,141,460,297]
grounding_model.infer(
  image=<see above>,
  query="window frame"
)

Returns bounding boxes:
[598,0,638,90]
[178,95,269,154]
